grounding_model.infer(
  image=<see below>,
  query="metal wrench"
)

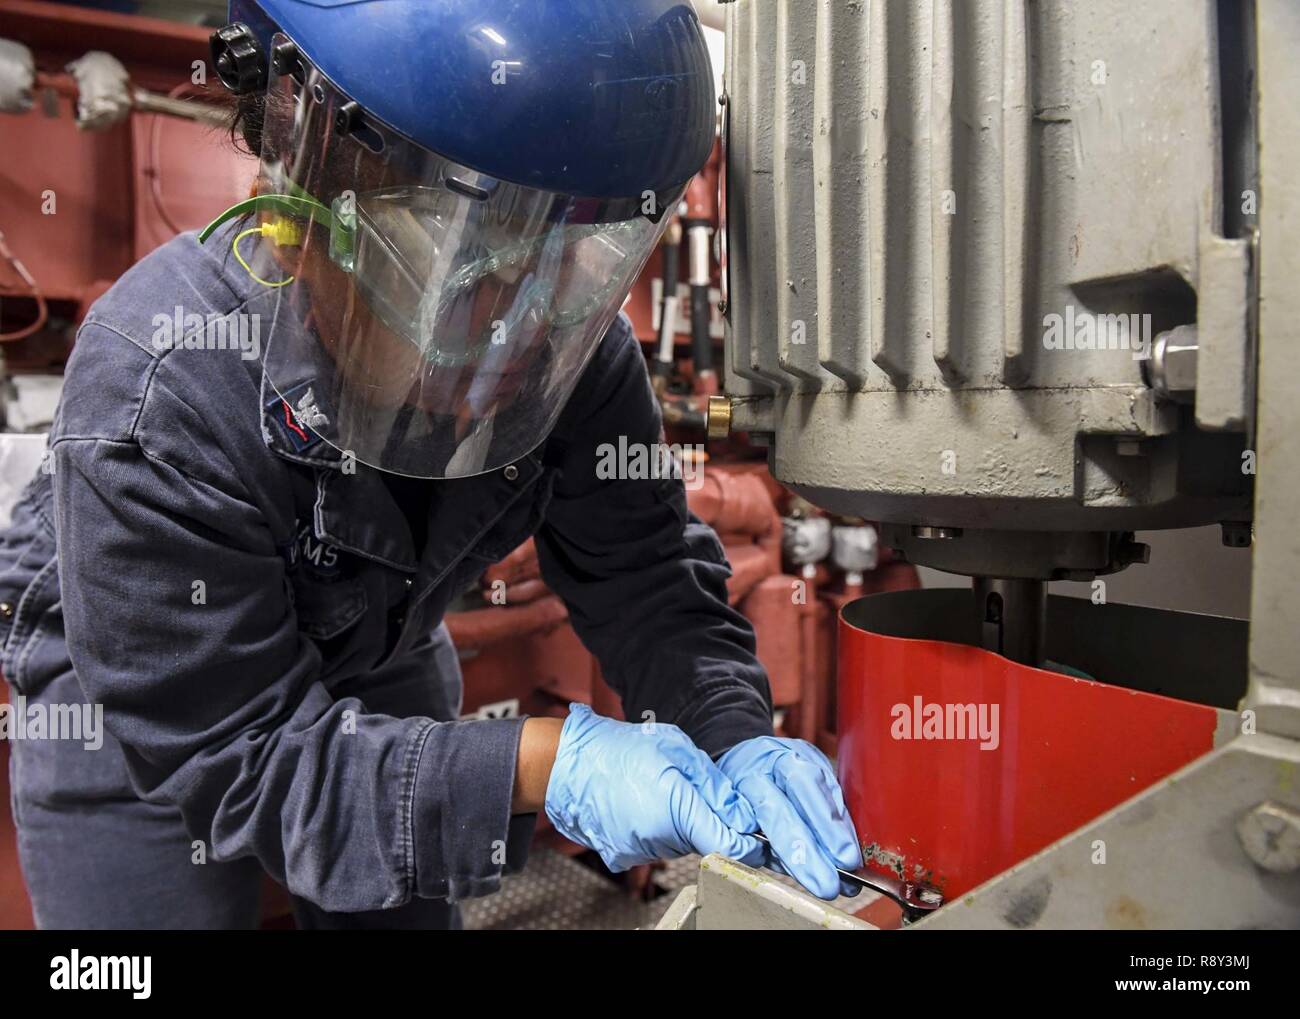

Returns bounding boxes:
[750,831,943,923]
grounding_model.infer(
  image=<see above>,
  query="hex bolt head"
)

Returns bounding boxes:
[1148,324,1198,403]
[1236,801,1300,874]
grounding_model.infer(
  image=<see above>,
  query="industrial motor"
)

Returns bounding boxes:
[718,0,1257,658]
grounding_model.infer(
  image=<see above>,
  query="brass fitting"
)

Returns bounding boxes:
[706,395,732,440]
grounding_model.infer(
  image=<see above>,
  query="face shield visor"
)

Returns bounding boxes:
[235,39,678,479]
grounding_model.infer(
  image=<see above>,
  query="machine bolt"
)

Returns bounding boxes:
[1236,801,1300,874]
[706,395,732,440]
[1146,324,1198,404]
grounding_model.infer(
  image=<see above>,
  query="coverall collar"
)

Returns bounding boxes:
[259,368,543,576]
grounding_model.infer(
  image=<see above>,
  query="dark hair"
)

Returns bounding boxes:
[225,88,268,157]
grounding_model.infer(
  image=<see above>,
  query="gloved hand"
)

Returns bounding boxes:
[544,703,760,872]
[717,736,863,900]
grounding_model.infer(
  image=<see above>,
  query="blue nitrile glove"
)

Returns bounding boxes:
[717,736,863,900]
[544,703,761,872]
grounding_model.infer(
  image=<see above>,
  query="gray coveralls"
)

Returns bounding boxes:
[0,225,772,929]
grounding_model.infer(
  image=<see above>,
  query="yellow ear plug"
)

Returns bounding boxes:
[262,217,305,247]
[232,218,303,288]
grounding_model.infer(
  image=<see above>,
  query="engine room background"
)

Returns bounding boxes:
[0,0,1259,930]
[0,0,923,928]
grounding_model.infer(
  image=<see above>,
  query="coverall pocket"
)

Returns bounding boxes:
[289,575,369,641]
[0,472,57,685]
[0,548,60,697]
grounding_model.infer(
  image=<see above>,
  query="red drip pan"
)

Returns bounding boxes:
[837,590,1245,900]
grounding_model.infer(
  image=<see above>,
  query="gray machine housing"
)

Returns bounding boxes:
[688,0,1300,929]
[722,0,1257,579]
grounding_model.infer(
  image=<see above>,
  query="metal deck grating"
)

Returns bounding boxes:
[461,846,873,930]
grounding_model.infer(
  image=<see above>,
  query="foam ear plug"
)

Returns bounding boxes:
[263,218,305,247]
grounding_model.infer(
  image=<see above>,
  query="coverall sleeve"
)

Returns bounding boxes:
[534,319,775,757]
[52,435,523,912]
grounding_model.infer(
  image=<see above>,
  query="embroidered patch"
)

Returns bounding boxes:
[279,523,346,580]
[267,382,329,453]
[295,524,344,580]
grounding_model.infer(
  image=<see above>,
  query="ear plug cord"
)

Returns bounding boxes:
[232,221,299,288]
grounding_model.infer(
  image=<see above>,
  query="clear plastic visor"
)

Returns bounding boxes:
[244,41,675,478]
